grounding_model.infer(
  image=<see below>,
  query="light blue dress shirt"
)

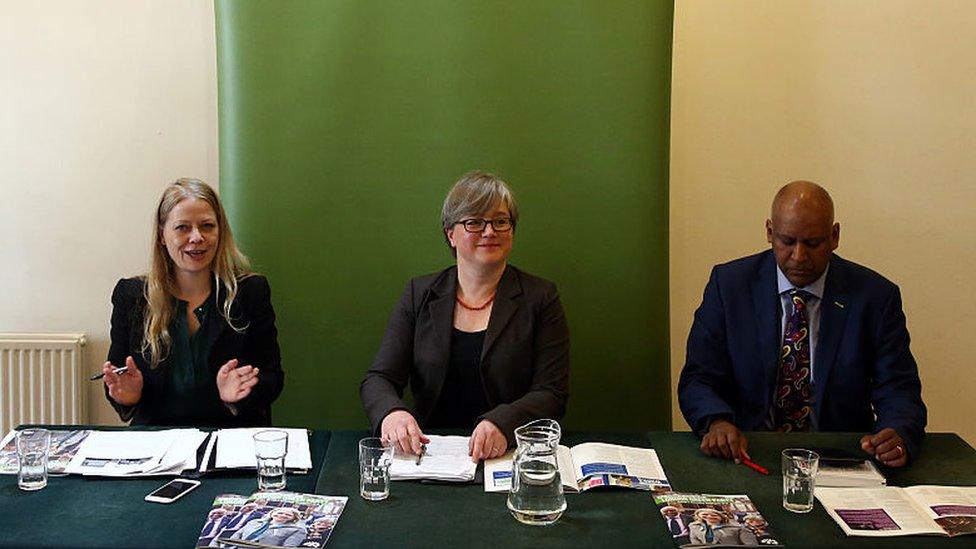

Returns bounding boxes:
[776,265,828,383]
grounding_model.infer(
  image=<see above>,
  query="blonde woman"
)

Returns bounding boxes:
[360,171,570,461]
[101,178,283,426]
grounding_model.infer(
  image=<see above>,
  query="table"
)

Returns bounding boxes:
[316,431,976,548]
[0,427,330,549]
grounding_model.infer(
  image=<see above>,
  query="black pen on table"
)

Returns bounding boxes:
[89,366,128,381]
[415,444,427,465]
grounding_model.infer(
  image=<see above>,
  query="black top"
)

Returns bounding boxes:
[361,264,571,445]
[426,328,490,429]
[105,275,283,427]
[157,297,217,425]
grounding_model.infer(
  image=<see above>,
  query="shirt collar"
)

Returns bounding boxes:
[776,264,828,300]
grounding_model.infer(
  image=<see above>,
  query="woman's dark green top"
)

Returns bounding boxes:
[157,296,218,425]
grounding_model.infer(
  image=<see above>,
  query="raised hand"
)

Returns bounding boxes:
[216,359,259,404]
[103,356,143,406]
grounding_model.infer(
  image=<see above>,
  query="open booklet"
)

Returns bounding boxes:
[653,492,784,547]
[484,442,671,493]
[817,485,976,537]
[198,491,347,548]
[389,435,477,482]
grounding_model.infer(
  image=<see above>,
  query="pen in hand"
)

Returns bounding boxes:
[90,366,128,381]
[415,444,427,465]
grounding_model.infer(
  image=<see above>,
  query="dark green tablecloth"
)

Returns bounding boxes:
[315,431,976,548]
[0,427,330,549]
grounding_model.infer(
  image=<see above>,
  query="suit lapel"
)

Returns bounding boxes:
[753,252,781,404]
[813,257,850,420]
[203,279,227,370]
[481,266,521,362]
[425,268,457,404]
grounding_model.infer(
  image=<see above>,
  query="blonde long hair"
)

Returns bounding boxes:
[143,178,251,368]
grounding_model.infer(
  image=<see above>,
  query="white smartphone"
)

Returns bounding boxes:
[144,478,201,503]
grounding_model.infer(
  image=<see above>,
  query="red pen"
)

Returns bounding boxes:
[741,457,769,475]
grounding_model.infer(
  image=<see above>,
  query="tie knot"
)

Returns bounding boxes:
[788,288,813,303]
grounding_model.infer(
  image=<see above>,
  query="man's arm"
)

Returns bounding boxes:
[678,267,750,461]
[866,285,926,464]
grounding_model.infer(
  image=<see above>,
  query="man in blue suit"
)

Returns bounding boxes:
[678,181,926,467]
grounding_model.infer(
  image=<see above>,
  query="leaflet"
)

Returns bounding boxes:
[214,428,312,471]
[817,485,976,537]
[485,442,671,493]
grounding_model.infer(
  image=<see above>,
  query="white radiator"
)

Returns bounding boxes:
[0,333,87,434]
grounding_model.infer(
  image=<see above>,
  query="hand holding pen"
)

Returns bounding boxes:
[99,356,143,406]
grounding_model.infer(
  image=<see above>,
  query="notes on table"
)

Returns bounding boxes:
[389,435,477,482]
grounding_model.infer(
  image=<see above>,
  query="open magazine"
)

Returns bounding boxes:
[485,442,671,493]
[817,485,976,537]
[198,491,348,548]
[0,429,90,474]
[653,493,783,547]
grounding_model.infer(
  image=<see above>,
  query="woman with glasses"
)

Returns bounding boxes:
[360,171,570,461]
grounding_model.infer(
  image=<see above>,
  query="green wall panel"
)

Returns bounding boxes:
[215,0,673,431]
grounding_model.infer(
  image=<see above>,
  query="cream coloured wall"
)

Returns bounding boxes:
[0,1,218,424]
[670,1,976,445]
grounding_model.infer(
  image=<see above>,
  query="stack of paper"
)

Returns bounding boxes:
[390,435,477,482]
[63,429,208,477]
[212,427,312,472]
[818,460,887,487]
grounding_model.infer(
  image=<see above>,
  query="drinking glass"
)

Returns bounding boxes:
[253,430,288,491]
[359,437,394,501]
[17,428,51,491]
[782,448,819,513]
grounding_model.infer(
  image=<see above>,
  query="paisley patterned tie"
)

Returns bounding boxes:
[774,289,814,432]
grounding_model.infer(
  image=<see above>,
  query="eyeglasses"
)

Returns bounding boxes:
[456,217,513,233]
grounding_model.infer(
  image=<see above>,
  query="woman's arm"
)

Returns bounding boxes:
[360,280,418,435]
[232,276,284,415]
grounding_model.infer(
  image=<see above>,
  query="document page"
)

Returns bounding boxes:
[569,443,671,491]
[390,435,477,482]
[214,428,312,470]
[904,486,976,537]
[816,487,943,537]
[64,430,180,476]
[483,445,575,492]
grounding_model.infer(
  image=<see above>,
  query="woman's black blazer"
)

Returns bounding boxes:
[360,265,570,444]
[106,275,283,427]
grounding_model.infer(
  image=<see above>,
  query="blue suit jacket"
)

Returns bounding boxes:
[678,251,926,459]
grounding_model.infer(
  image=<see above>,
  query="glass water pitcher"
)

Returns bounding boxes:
[507,419,567,525]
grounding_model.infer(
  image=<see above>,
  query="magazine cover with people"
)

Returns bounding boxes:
[197,491,348,548]
[654,492,783,547]
[0,429,90,474]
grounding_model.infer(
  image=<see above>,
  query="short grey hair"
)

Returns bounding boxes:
[441,171,519,253]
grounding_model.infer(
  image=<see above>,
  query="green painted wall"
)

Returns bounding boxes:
[215,0,673,431]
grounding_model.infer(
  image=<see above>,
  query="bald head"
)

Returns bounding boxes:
[766,181,840,287]
[771,181,834,225]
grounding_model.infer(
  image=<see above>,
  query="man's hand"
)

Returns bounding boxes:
[381,410,429,456]
[469,420,507,462]
[103,356,143,406]
[860,428,907,467]
[216,359,260,403]
[700,418,750,463]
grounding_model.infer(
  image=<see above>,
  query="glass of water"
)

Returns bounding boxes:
[359,437,394,501]
[17,428,51,491]
[782,448,819,513]
[253,430,288,491]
